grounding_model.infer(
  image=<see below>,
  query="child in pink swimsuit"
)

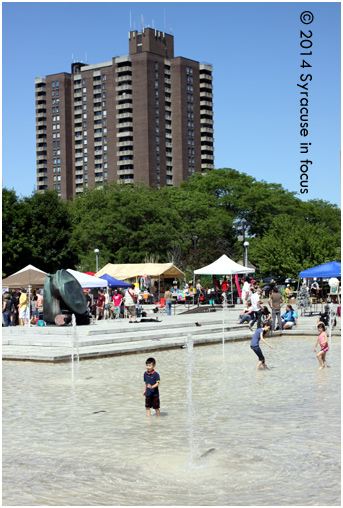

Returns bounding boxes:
[314,323,329,369]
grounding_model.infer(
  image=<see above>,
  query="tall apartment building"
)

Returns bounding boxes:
[35,28,214,199]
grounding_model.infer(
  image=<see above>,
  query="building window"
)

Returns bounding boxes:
[103,75,106,81]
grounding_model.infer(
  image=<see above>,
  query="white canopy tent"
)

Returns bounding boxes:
[194,254,255,275]
[66,269,108,289]
[194,254,255,304]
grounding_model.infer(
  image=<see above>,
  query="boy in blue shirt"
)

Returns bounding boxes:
[250,324,273,371]
[143,357,161,418]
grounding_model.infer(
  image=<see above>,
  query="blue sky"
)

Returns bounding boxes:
[2,2,341,206]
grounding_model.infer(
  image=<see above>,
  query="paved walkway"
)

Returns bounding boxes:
[2,303,340,362]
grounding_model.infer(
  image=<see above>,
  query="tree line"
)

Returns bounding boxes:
[2,168,340,281]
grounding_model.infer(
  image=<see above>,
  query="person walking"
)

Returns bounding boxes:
[250,324,273,371]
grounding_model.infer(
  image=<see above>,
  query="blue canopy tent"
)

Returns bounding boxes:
[99,274,131,288]
[299,261,341,279]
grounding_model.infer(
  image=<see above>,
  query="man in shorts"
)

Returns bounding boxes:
[124,284,138,323]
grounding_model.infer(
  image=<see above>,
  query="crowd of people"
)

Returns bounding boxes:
[2,288,44,326]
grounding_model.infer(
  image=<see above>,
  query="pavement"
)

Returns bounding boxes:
[2,303,340,362]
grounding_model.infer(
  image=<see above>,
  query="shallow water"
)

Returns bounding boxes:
[2,335,341,506]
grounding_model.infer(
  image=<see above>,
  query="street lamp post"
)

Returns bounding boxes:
[94,248,99,273]
[240,219,247,266]
[192,235,198,251]
[243,241,249,267]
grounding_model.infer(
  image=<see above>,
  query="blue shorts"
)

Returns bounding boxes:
[251,345,265,363]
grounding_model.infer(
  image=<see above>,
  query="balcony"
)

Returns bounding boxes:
[36,121,47,127]
[36,113,47,119]
[116,66,132,73]
[75,187,84,194]
[116,122,133,129]
[200,118,214,125]
[118,159,133,166]
[95,176,103,182]
[36,155,47,161]
[75,170,84,176]
[201,163,215,170]
[94,141,102,147]
[37,163,47,169]
[199,83,213,91]
[116,103,133,111]
[116,150,133,157]
[75,161,83,167]
[75,178,84,184]
[94,106,102,112]
[94,131,102,138]
[164,78,171,85]
[118,169,134,176]
[117,131,133,138]
[201,110,214,116]
[37,171,48,177]
[201,127,214,134]
[115,75,132,83]
[201,136,214,143]
[166,142,173,149]
[116,113,133,121]
[74,92,82,98]
[165,105,171,112]
[199,73,213,81]
[74,126,82,132]
[117,140,133,148]
[200,100,213,108]
[116,92,132,100]
[200,91,213,99]
[116,84,132,92]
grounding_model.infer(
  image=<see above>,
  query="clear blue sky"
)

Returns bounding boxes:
[2,2,341,206]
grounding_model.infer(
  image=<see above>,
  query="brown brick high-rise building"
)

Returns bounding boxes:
[35,28,214,199]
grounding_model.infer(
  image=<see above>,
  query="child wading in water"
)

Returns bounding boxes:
[250,324,273,371]
[143,357,161,418]
[314,323,329,369]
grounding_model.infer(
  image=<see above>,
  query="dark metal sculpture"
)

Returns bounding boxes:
[43,269,89,325]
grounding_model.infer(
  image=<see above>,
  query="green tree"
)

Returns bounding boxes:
[248,214,341,279]
[2,188,77,276]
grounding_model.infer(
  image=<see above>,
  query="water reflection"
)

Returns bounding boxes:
[3,336,341,506]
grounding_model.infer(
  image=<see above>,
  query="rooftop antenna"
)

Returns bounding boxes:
[72,53,74,62]
[152,19,154,28]
[129,10,132,30]
[164,8,166,33]
[85,52,88,63]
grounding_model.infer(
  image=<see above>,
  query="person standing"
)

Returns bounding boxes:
[249,288,263,330]
[124,284,139,323]
[96,289,105,320]
[164,286,173,316]
[112,289,123,319]
[241,276,250,303]
[2,292,13,327]
[268,287,285,332]
[143,357,161,418]
[19,288,29,325]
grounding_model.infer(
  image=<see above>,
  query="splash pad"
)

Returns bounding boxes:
[2,335,340,506]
